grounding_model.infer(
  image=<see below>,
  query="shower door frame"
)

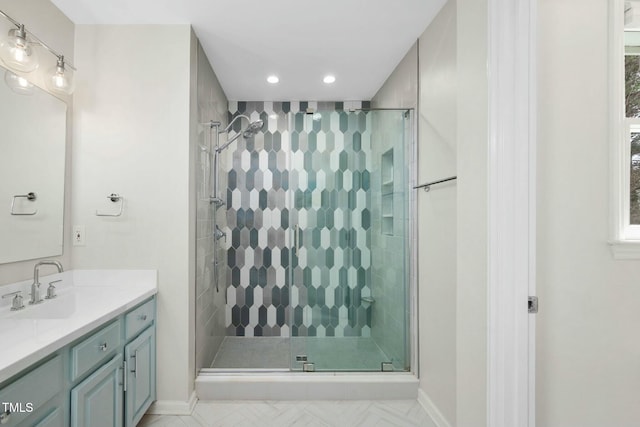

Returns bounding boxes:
[285,108,416,373]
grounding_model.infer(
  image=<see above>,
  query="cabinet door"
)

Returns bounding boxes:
[33,407,63,427]
[124,326,155,427]
[71,354,123,427]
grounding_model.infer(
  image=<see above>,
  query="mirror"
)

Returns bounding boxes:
[0,65,67,264]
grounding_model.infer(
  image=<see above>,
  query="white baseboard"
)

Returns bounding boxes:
[417,388,452,427]
[147,391,198,415]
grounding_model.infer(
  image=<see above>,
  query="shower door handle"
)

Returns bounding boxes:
[295,225,301,252]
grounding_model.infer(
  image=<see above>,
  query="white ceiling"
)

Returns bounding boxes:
[50,0,446,101]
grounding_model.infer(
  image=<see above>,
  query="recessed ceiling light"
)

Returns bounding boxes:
[323,75,336,84]
[267,75,279,84]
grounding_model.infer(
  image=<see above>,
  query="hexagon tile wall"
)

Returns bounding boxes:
[223,101,373,338]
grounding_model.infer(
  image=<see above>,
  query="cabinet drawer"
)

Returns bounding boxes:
[70,320,121,381]
[125,298,155,341]
[0,355,62,427]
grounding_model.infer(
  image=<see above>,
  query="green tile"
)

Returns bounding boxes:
[273,131,282,151]
[339,112,348,132]
[317,209,326,228]
[308,132,317,152]
[339,151,348,171]
[362,170,370,191]
[308,286,317,306]
[295,113,304,132]
[326,248,334,268]
[362,208,371,229]
[353,132,361,152]
[312,228,321,248]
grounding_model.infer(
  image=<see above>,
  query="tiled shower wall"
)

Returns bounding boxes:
[194,41,229,371]
[222,101,374,337]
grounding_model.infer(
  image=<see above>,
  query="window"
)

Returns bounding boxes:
[625,18,640,229]
[610,0,640,256]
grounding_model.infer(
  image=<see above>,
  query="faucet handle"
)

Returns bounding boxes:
[45,280,61,299]
[2,291,25,311]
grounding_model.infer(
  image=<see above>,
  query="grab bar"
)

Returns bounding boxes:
[96,193,124,217]
[414,176,457,192]
[10,192,37,215]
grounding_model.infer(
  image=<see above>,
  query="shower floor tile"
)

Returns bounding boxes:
[211,337,290,369]
[210,336,392,371]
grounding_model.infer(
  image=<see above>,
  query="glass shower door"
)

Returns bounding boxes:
[288,109,411,372]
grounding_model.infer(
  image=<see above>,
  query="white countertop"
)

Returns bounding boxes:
[0,270,157,384]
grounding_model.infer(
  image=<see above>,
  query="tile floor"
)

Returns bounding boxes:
[139,400,436,427]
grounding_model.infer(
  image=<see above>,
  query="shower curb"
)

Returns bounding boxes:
[195,372,418,400]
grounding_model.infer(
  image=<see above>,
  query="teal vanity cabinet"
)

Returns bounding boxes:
[70,297,156,427]
[123,327,155,427]
[123,298,156,427]
[0,296,156,427]
[0,356,65,426]
[70,354,124,427]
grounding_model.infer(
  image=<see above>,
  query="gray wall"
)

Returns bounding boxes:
[194,41,229,371]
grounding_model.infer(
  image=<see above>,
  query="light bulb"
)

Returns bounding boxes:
[0,26,39,73]
[4,69,34,95]
[323,75,336,84]
[45,56,74,95]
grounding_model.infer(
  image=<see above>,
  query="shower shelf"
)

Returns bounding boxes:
[381,148,394,236]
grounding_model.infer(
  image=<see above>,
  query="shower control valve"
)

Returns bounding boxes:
[214,225,227,242]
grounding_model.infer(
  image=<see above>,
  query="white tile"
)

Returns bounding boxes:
[138,414,191,427]
[175,398,434,426]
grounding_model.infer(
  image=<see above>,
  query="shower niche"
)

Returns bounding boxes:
[381,148,394,236]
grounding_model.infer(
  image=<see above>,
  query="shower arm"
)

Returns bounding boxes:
[216,132,242,153]
[221,114,251,134]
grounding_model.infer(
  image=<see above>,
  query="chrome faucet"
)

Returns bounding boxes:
[31,260,63,305]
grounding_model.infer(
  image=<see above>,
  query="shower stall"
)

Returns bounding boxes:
[195,101,413,376]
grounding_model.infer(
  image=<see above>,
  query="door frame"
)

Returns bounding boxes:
[487,0,536,425]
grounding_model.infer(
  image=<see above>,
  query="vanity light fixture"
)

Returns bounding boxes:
[4,69,34,95]
[45,55,74,95]
[0,9,76,94]
[0,24,38,72]
[323,75,336,84]
[267,75,279,84]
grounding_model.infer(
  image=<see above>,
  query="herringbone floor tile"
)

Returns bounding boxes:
[139,400,437,427]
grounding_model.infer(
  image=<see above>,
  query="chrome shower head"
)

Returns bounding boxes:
[215,119,264,153]
[242,120,264,138]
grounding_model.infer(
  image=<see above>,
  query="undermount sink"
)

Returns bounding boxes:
[7,291,76,319]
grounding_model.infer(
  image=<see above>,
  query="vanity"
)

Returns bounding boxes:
[0,270,157,427]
